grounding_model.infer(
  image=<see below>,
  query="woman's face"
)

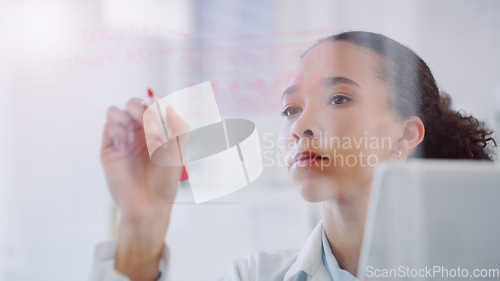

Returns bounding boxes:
[279,41,403,202]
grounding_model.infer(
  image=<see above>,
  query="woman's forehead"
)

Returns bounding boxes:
[289,41,381,88]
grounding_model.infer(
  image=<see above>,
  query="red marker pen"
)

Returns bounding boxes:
[145,88,189,182]
[142,88,159,108]
[147,88,156,101]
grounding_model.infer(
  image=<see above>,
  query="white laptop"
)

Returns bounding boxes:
[357,160,500,280]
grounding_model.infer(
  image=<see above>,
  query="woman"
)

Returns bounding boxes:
[91,31,496,281]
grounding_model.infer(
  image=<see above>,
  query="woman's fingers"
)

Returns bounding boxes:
[107,104,141,144]
[101,97,151,158]
[102,99,191,164]
[124,98,147,126]
[107,106,136,128]
[102,121,128,151]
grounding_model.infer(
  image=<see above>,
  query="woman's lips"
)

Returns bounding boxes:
[291,151,330,169]
[294,157,324,168]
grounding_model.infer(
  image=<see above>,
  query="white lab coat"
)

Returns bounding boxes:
[88,221,358,281]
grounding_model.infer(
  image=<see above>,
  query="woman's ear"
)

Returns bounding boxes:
[397,116,425,158]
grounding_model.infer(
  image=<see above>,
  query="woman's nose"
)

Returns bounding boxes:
[291,109,320,141]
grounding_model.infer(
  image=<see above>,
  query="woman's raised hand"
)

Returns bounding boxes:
[100,97,188,280]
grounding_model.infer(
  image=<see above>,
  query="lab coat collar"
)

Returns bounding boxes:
[283,220,330,280]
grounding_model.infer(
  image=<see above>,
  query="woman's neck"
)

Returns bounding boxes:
[321,187,370,277]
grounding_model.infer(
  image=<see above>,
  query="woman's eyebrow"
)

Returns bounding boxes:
[281,85,298,100]
[281,76,361,101]
[323,76,362,88]
[282,76,362,100]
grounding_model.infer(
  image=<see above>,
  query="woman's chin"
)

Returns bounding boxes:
[291,167,352,202]
[290,166,330,201]
[294,180,333,202]
[298,189,325,202]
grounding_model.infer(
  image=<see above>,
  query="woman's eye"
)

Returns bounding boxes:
[330,94,352,105]
[281,107,300,117]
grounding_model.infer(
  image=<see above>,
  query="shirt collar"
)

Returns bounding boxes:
[283,220,359,281]
[322,225,340,279]
[284,221,329,280]
[321,226,359,281]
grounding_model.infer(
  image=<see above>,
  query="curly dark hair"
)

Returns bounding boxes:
[308,31,497,160]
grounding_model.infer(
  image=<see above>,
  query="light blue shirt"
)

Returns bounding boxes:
[321,228,358,280]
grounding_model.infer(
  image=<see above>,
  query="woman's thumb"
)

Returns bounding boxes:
[165,105,190,168]
[165,105,189,139]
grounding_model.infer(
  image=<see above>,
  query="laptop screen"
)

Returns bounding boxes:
[358,160,500,280]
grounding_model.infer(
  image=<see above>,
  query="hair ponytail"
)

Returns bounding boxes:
[421,91,496,159]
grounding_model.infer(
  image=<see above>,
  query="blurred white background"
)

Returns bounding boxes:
[1,0,499,280]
